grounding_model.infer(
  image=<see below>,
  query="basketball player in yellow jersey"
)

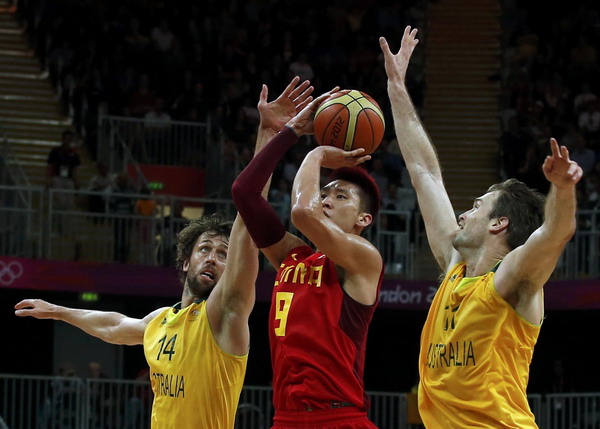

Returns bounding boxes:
[380,27,583,428]
[14,77,315,429]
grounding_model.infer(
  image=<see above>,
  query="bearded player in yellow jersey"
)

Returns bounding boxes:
[14,77,314,429]
[380,27,583,428]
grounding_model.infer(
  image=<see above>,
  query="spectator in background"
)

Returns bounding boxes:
[369,157,390,196]
[151,18,176,53]
[289,52,314,82]
[569,133,596,176]
[383,182,417,215]
[282,150,304,184]
[268,178,291,228]
[584,170,600,209]
[86,361,112,429]
[157,199,188,266]
[517,141,549,193]
[47,129,80,197]
[573,81,597,114]
[124,368,152,428]
[87,161,115,216]
[143,98,172,163]
[577,99,600,141]
[124,17,151,64]
[135,187,158,264]
[126,74,157,117]
[47,129,81,234]
[501,115,528,179]
[568,34,598,83]
[110,172,136,263]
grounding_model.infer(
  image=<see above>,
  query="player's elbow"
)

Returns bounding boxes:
[562,220,577,243]
[231,179,245,203]
[291,203,318,229]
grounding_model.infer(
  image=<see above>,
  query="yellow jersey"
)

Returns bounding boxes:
[143,300,248,428]
[418,263,541,428]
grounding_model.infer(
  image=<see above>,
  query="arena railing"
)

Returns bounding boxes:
[0,374,596,429]
[98,114,237,199]
[0,185,599,280]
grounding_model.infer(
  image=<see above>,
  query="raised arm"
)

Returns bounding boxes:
[15,299,164,345]
[289,145,381,304]
[209,78,314,355]
[380,26,459,271]
[495,138,582,322]
[232,88,336,268]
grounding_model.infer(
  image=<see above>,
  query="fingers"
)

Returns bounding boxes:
[289,80,312,101]
[258,84,268,107]
[281,76,301,98]
[15,299,34,310]
[379,36,392,55]
[296,96,314,112]
[312,89,336,107]
[352,154,372,165]
[345,148,370,165]
[293,85,315,108]
[549,137,560,158]
[408,27,419,42]
[346,148,366,157]
[570,165,583,183]
[15,299,37,317]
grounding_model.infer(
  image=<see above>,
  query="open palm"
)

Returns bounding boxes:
[258,77,314,133]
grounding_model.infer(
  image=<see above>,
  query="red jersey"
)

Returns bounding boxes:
[269,246,383,412]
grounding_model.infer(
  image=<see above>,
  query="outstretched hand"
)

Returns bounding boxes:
[379,26,419,85]
[258,76,314,133]
[15,299,56,319]
[313,146,371,170]
[542,138,583,188]
[286,86,340,136]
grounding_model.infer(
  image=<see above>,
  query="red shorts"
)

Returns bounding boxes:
[272,407,378,429]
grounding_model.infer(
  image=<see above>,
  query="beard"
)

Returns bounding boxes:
[185,275,213,300]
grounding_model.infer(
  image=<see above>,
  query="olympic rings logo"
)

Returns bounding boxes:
[0,261,24,286]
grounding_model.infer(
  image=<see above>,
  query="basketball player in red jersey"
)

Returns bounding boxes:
[380,27,583,427]
[232,91,384,428]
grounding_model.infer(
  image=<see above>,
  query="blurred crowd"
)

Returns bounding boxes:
[21,0,427,227]
[18,0,600,214]
[499,0,600,209]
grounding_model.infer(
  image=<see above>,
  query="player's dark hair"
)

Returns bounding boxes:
[175,213,233,284]
[487,179,545,250]
[328,166,381,218]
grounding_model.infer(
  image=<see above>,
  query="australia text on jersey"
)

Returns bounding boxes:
[152,372,185,398]
[426,341,476,368]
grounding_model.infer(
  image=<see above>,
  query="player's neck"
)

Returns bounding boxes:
[181,287,205,309]
[461,244,506,277]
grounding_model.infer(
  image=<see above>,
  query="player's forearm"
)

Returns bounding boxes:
[254,125,277,198]
[56,307,130,345]
[218,216,259,317]
[232,127,297,248]
[542,184,577,243]
[291,150,322,215]
[387,82,442,178]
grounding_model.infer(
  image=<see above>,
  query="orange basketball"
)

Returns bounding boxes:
[313,89,385,155]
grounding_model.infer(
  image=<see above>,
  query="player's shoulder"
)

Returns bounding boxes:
[144,306,170,323]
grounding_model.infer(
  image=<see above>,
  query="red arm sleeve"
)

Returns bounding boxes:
[232,126,299,248]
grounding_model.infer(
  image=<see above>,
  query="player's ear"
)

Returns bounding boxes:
[182,259,190,272]
[490,216,509,234]
[357,212,373,228]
